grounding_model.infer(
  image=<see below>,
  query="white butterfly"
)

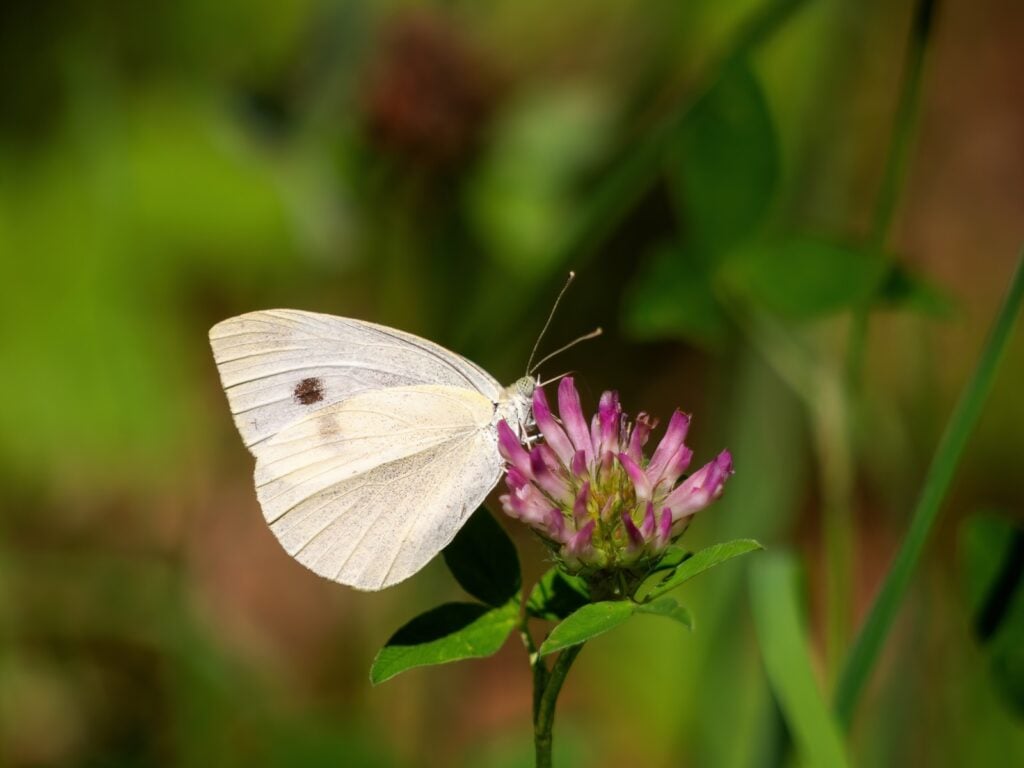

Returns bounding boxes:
[209,309,537,590]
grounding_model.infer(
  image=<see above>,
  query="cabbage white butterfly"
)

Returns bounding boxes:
[210,288,596,591]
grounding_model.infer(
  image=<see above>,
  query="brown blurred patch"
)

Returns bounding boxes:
[360,8,499,170]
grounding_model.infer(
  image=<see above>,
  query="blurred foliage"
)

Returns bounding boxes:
[960,515,1024,717]
[2,0,1024,766]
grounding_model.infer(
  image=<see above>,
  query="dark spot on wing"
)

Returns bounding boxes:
[293,377,325,405]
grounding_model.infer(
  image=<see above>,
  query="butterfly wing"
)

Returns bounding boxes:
[253,384,503,590]
[209,309,503,457]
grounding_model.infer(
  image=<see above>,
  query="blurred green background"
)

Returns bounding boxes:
[1,0,1022,765]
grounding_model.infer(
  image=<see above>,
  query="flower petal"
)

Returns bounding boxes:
[640,502,656,539]
[623,511,644,550]
[652,443,693,491]
[570,449,588,478]
[566,520,595,558]
[573,481,591,521]
[617,453,652,500]
[529,446,570,500]
[646,411,690,481]
[663,450,733,521]
[657,508,672,545]
[500,484,549,524]
[558,377,593,462]
[547,509,566,541]
[505,466,529,490]
[497,420,532,476]
[593,390,621,456]
[626,413,655,463]
[533,387,575,465]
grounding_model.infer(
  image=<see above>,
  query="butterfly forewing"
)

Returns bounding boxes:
[209,309,503,456]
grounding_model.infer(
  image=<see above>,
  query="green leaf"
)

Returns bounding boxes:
[635,596,694,630]
[527,567,590,621]
[443,508,520,607]
[538,601,635,656]
[370,600,519,685]
[719,237,889,319]
[623,244,729,347]
[749,553,850,768]
[636,539,763,602]
[959,514,1024,715]
[669,59,780,252]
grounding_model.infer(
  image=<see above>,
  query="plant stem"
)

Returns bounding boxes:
[846,0,940,386]
[533,645,584,768]
[721,306,855,680]
[810,369,855,683]
[834,251,1024,729]
[837,0,940,682]
[520,619,548,724]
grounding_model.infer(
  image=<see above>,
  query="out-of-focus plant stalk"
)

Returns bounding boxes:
[835,251,1024,728]
[717,298,855,680]
[836,0,941,683]
[810,368,855,680]
[846,0,940,386]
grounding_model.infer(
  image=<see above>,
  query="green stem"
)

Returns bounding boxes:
[520,618,548,724]
[834,251,1024,729]
[847,0,940,386]
[721,305,854,681]
[811,371,855,683]
[533,645,584,768]
[836,0,940,684]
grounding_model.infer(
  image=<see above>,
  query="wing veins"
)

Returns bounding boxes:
[217,346,315,364]
[263,427,483,524]
[225,361,414,389]
[324,431,480,580]
[258,423,472,473]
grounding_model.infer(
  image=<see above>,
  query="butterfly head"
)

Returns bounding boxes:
[499,376,537,437]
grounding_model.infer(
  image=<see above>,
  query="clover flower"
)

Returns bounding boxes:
[497,377,732,587]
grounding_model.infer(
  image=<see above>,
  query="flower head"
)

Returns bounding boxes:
[498,377,733,586]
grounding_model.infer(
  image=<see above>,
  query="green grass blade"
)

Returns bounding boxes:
[750,553,850,768]
[834,251,1024,727]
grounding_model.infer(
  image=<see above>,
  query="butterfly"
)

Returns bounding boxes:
[209,307,567,591]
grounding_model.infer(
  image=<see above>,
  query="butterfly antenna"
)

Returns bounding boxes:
[526,271,576,376]
[529,327,603,376]
[537,370,574,388]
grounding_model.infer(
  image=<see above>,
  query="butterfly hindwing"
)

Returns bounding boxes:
[253,384,504,590]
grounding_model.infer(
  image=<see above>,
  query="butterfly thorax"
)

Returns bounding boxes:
[496,376,537,439]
